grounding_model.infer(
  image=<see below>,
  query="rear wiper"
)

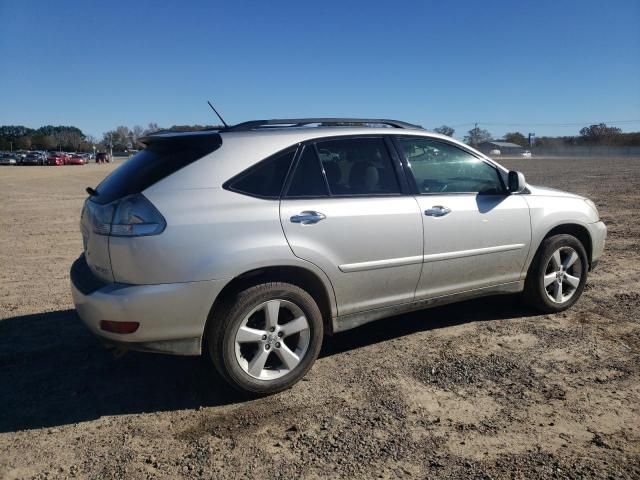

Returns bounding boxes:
[86,187,98,196]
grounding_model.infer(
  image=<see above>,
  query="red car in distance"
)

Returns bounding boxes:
[66,155,86,165]
[46,153,68,166]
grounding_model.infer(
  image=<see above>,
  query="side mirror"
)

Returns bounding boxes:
[508,170,526,194]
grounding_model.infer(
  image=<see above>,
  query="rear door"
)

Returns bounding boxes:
[394,136,531,298]
[280,137,423,316]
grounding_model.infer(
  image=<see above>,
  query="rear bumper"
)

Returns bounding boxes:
[587,221,607,269]
[70,255,227,355]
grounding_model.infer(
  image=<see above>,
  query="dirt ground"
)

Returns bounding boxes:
[0,157,639,479]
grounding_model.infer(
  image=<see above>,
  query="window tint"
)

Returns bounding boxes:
[315,138,400,195]
[228,148,295,198]
[397,137,505,194]
[286,146,329,197]
[94,134,222,205]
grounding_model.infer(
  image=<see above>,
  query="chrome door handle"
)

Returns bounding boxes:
[290,211,326,225]
[424,205,451,217]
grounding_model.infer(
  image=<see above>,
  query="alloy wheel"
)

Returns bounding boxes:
[234,299,311,380]
[543,247,583,304]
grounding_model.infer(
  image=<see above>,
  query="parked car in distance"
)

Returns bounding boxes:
[71,117,607,395]
[521,150,532,158]
[0,153,18,165]
[66,155,87,165]
[489,149,501,156]
[47,152,68,166]
[96,152,111,163]
[22,152,46,165]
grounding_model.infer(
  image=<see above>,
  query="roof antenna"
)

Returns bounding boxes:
[207,100,229,128]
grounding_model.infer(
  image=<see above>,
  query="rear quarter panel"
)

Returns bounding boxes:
[109,188,293,284]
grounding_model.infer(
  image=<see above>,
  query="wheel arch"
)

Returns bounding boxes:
[203,264,337,347]
[528,223,593,273]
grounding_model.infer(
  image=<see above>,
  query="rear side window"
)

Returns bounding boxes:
[315,138,401,195]
[286,145,329,197]
[226,148,296,199]
[94,134,222,205]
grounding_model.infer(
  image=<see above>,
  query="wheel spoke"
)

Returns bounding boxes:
[553,281,563,302]
[236,326,266,343]
[544,273,556,287]
[280,316,309,338]
[563,251,579,270]
[235,298,311,380]
[564,273,580,289]
[248,347,270,376]
[275,344,300,370]
[264,300,280,329]
[551,250,562,269]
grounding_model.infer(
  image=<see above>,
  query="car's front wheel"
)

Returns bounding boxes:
[208,282,324,395]
[523,234,589,313]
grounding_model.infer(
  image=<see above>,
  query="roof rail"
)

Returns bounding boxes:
[221,118,422,132]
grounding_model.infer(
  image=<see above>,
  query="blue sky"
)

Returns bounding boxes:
[1,0,639,140]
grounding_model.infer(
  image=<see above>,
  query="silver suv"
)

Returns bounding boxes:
[71,118,606,394]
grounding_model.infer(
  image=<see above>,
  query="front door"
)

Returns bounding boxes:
[395,136,531,299]
[280,137,423,316]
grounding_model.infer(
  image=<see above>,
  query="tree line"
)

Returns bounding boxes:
[0,123,221,152]
[0,125,93,152]
[432,123,640,148]
[1,122,638,152]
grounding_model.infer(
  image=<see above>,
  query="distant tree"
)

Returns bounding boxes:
[103,126,131,151]
[144,122,161,135]
[503,131,528,147]
[433,125,455,137]
[116,126,132,149]
[130,125,145,148]
[16,136,32,150]
[464,126,492,146]
[579,123,622,143]
[30,134,57,150]
[0,125,35,139]
[42,135,57,150]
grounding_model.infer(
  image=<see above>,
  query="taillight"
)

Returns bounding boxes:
[87,194,166,237]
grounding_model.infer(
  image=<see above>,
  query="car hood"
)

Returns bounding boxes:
[527,184,583,199]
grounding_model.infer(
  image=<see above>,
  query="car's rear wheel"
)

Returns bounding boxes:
[523,234,588,313]
[208,282,323,395]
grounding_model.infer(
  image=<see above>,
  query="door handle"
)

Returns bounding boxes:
[290,211,326,225]
[424,205,451,217]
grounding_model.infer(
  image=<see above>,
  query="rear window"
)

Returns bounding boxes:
[93,134,221,205]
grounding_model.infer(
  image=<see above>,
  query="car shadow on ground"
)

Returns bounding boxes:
[0,296,535,432]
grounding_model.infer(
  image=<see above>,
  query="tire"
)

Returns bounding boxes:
[523,234,589,313]
[208,282,324,395]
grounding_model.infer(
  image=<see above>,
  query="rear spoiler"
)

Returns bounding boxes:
[139,131,222,150]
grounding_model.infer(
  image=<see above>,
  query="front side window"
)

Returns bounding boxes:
[397,137,505,194]
[315,138,401,196]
